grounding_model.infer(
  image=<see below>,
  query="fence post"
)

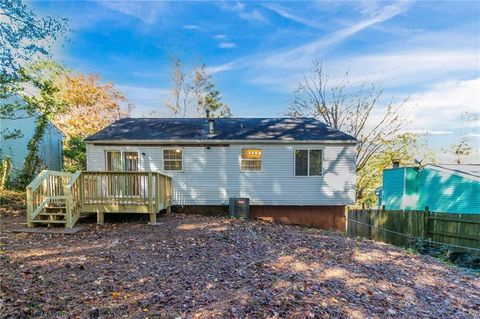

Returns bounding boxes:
[423,206,430,240]
[368,209,373,240]
[345,206,349,235]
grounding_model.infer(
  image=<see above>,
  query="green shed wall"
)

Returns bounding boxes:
[382,168,407,209]
[417,168,480,214]
[381,167,480,214]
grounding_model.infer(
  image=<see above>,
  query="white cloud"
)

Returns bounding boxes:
[210,1,412,75]
[237,47,479,93]
[239,9,268,24]
[212,34,236,50]
[259,1,412,70]
[261,3,323,28]
[205,58,246,74]
[219,1,269,24]
[404,78,480,132]
[218,42,236,49]
[99,1,166,24]
[117,85,170,114]
[401,129,454,136]
[183,24,200,30]
[341,49,479,85]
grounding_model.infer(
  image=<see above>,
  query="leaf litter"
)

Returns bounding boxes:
[0,212,479,319]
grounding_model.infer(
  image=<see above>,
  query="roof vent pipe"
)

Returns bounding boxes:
[208,117,215,134]
[206,109,215,134]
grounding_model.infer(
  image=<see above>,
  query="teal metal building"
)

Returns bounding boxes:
[379,164,480,214]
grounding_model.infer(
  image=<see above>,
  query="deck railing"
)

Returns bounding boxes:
[64,170,82,228]
[27,170,173,228]
[26,170,73,227]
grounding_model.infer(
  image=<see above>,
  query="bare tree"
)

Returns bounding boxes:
[163,58,231,118]
[449,138,472,164]
[164,58,190,117]
[287,60,411,204]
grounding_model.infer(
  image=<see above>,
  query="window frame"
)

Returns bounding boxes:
[240,147,263,172]
[162,147,184,172]
[293,148,324,177]
[104,149,140,172]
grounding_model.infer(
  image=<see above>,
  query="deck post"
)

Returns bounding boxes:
[149,211,157,224]
[147,172,157,225]
[65,186,72,228]
[26,187,34,227]
[148,173,153,213]
[97,211,104,225]
[79,172,85,213]
[155,174,160,213]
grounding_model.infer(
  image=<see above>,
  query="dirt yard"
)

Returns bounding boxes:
[1,211,479,319]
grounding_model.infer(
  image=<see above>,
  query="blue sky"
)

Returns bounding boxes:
[32,0,480,160]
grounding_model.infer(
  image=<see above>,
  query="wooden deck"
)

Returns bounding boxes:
[26,170,173,228]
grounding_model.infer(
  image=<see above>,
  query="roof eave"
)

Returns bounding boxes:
[84,138,357,145]
[425,164,480,181]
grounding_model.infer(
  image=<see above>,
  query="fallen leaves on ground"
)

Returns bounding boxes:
[0,212,479,319]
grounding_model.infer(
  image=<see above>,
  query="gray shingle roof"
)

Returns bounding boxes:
[84,117,357,143]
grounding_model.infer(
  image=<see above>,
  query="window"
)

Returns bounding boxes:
[163,148,183,171]
[105,151,139,171]
[295,149,322,176]
[241,148,262,171]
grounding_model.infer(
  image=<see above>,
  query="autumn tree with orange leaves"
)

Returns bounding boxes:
[54,74,132,139]
[52,72,132,171]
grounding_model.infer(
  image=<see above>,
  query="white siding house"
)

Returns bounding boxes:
[86,143,356,206]
[85,118,357,209]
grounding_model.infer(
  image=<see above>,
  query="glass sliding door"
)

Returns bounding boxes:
[105,151,140,198]
[106,151,122,171]
[123,152,139,197]
[123,152,139,171]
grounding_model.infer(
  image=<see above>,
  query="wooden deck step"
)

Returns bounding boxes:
[38,212,66,216]
[32,220,66,224]
[45,207,66,213]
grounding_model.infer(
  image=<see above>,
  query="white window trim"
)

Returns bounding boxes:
[162,147,184,172]
[240,147,263,172]
[293,148,323,177]
[104,149,140,171]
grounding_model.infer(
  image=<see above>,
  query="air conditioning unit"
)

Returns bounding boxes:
[229,197,250,219]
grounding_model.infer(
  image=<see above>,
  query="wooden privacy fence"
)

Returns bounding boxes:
[27,170,173,228]
[347,208,480,252]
